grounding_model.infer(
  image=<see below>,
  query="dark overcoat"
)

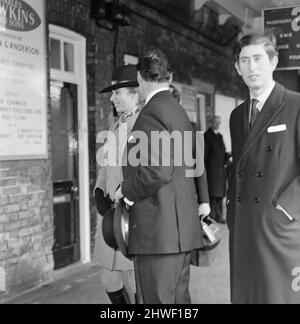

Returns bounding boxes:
[204,128,227,198]
[122,91,203,255]
[227,83,300,304]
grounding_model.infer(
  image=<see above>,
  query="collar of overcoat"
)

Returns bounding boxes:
[142,90,171,112]
[237,82,286,169]
[208,127,220,137]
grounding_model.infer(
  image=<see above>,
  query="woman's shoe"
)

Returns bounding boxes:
[106,286,131,304]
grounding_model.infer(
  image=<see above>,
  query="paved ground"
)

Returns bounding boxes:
[5,226,230,304]
[190,225,230,304]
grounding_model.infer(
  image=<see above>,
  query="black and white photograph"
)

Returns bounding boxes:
[1,0,300,308]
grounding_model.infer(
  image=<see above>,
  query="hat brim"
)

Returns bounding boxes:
[100,81,139,93]
[114,200,131,259]
[102,208,118,250]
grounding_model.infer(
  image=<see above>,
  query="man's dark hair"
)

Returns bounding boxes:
[137,49,172,83]
[234,31,279,62]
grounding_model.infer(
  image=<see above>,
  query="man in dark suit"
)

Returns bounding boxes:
[114,50,209,304]
[227,32,300,304]
[204,116,227,224]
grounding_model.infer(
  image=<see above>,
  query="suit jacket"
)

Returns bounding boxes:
[227,83,300,304]
[122,91,203,255]
[204,128,227,198]
[191,123,209,204]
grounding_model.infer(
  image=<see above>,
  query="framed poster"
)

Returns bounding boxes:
[263,6,300,70]
[0,0,47,160]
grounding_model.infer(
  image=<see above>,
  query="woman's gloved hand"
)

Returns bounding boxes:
[95,188,113,216]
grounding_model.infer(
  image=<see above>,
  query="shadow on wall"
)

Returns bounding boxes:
[274,70,300,93]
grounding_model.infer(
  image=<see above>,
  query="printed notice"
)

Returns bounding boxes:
[0,0,47,160]
[264,6,300,70]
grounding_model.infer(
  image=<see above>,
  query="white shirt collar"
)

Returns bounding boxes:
[250,81,276,112]
[145,87,170,105]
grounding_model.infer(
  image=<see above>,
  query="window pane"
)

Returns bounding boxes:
[50,82,78,182]
[64,42,74,72]
[50,38,61,70]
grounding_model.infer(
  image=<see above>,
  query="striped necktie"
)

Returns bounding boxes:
[250,99,260,129]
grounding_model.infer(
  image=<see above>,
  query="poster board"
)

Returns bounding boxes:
[0,0,47,160]
[263,6,300,70]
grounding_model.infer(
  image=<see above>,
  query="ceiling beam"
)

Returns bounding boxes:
[212,0,256,28]
[194,0,209,11]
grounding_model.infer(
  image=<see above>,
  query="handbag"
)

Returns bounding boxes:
[190,216,221,267]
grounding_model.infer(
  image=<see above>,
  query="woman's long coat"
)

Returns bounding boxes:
[93,114,139,271]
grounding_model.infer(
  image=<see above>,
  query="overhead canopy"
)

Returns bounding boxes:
[235,0,300,16]
[195,0,300,33]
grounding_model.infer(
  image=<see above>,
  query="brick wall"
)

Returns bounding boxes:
[121,0,245,98]
[0,1,55,299]
[0,161,54,300]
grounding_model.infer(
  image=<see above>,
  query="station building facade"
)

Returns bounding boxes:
[0,0,298,301]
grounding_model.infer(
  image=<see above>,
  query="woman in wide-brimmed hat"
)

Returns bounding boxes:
[93,65,142,304]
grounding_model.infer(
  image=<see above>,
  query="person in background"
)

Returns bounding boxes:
[228,31,300,304]
[204,116,227,224]
[170,84,210,217]
[93,65,142,304]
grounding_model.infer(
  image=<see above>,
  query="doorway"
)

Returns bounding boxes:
[49,25,90,269]
[51,82,80,269]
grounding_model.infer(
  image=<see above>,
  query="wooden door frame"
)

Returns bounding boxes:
[49,24,90,265]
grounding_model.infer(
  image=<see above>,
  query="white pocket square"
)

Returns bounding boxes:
[128,135,135,143]
[267,124,287,133]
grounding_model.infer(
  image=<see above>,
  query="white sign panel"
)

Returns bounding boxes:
[215,94,236,153]
[0,0,47,160]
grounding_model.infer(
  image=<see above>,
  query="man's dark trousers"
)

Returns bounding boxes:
[134,253,191,304]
